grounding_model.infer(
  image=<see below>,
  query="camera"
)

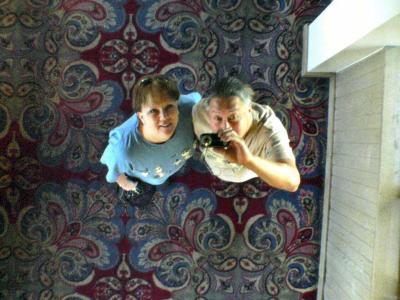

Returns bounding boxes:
[199,133,229,148]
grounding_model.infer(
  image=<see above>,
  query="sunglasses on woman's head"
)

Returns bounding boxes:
[138,77,153,87]
[139,75,170,87]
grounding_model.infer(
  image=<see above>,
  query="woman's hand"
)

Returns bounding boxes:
[116,174,138,191]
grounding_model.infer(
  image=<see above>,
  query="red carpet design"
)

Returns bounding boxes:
[0,0,330,299]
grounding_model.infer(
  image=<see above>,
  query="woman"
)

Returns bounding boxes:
[101,74,201,205]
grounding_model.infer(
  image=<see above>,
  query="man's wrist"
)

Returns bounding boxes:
[242,153,257,170]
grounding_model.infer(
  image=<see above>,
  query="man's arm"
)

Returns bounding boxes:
[215,129,300,192]
[244,155,300,192]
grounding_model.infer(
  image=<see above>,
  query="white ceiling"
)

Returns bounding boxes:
[303,0,400,74]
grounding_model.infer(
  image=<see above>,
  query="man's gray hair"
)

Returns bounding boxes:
[207,77,255,106]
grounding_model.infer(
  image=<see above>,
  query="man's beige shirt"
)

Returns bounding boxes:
[192,98,295,182]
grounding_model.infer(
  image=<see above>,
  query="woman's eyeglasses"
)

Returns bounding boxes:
[138,75,169,88]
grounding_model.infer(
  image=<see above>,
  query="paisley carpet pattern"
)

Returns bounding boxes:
[0,0,330,299]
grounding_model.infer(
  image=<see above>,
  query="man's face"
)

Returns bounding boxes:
[207,96,252,138]
[138,95,179,143]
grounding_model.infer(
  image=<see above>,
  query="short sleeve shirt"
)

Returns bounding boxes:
[192,98,294,182]
[100,92,201,185]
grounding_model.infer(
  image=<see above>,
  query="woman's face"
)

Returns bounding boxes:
[137,93,179,143]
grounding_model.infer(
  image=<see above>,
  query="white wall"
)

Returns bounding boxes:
[322,47,400,300]
[302,1,400,298]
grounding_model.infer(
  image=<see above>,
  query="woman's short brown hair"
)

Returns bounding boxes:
[132,74,180,112]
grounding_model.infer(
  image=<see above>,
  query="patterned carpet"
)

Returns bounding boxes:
[0,0,330,299]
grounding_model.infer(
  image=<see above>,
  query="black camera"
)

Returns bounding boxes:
[199,133,229,148]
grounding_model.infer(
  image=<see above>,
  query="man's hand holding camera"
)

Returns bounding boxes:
[207,126,300,192]
[213,128,252,166]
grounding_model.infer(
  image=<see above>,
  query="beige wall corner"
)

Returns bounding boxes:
[319,47,400,300]
[371,46,400,300]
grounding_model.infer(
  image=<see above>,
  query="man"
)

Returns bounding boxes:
[192,76,300,192]
[101,74,201,205]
